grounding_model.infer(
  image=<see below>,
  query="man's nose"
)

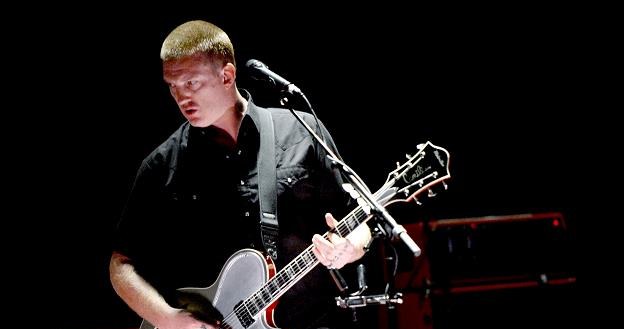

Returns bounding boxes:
[173,87,191,102]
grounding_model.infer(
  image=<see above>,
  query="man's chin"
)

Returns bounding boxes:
[187,117,211,128]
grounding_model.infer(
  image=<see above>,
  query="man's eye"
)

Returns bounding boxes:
[186,80,200,89]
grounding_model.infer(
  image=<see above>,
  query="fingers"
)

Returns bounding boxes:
[312,242,344,269]
[325,213,343,244]
[312,233,350,269]
[312,234,333,266]
[312,213,363,269]
[311,239,331,267]
[325,213,338,229]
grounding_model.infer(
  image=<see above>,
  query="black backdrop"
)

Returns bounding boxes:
[16,5,577,328]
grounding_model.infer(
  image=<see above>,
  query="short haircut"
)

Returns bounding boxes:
[160,20,235,66]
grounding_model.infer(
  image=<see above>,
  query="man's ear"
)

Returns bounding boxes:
[223,63,236,88]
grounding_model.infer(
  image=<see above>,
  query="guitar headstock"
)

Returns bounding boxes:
[381,141,451,205]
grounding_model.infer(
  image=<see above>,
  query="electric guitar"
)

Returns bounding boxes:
[140,141,451,329]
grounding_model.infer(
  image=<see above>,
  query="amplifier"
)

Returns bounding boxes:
[384,212,576,329]
[426,212,574,290]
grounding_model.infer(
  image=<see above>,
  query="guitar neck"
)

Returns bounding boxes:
[239,193,380,318]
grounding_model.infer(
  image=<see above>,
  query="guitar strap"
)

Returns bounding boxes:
[255,106,279,260]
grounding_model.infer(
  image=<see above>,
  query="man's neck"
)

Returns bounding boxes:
[213,89,248,148]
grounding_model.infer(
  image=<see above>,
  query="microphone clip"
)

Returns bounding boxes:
[336,293,404,309]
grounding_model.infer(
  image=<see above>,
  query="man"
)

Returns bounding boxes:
[110,20,371,329]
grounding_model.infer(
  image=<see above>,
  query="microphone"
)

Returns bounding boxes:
[245,59,302,95]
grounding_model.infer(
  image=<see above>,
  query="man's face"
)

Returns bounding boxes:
[163,54,230,127]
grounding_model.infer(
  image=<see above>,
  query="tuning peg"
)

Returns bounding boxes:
[428,189,437,198]
[403,189,410,197]
[405,153,413,159]
[396,161,401,169]
[413,198,422,205]
[442,182,448,190]
[417,143,426,150]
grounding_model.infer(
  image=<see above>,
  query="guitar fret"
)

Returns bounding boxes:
[247,296,262,314]
[253,294,266,309]
[284,266,295,277]
[282,269,292,281]
[276,272,286,286]
[270,280,280,295]
[302,252,312,264]
[355,209,366,224]
[244,299,258,315]
[294,257,304,271]
[339,215,352,236]
[339,210,365,238]
[260,288,271,304]
[345,215,355,234]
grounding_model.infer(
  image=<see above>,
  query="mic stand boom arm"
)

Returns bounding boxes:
[281,94,421,257]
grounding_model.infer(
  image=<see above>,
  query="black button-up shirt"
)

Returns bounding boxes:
[114,90,352,328]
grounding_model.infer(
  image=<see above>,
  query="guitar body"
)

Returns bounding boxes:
[140,249,277,329]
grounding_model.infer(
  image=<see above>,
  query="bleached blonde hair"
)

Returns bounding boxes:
[160,20,235,66]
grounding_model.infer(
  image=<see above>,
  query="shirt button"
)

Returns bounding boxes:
[244,211,250,217]
[240,180,245,186]
[287,177,292,183]
[225,155,230,159]
[237,149,242,156]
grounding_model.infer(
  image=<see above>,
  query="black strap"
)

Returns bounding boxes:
[255,107,279,260]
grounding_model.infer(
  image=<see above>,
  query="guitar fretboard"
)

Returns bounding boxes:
[238,201,373,318]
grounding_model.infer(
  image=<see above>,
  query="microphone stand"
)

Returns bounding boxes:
[279,92,422,257]
[280,90,413,329]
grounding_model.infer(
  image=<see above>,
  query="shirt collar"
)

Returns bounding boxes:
[186,89,261,148]
[240,88,261,137]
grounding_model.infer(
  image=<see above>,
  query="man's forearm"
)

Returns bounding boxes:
[109,252,177,328]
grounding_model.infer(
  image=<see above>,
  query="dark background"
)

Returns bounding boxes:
[15,5,577,329]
